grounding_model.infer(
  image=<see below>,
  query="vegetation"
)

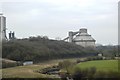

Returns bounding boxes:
[2,58,78,78]
[2,65,47,78]
[2,36,120,79]
[75,60,118,72]
[72,67,97,79]
[2,59,61,78]
[96,45,119,57]
[2,59,22,68]
[59,60,120,79]
[72,67,120,79]
[58,60,74,73]
[2,36,97,63]
[2,58,120,79]
[2,59,17,68]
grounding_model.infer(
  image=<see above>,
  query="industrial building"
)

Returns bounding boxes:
[0,13,95,47]
[9,31,15,40]
[64,28,96,48]
[118,1,120,45]
[0,13,7,41]
[0,14,15,41]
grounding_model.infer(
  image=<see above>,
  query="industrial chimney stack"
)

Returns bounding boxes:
[9,31,15,40]
[0,13,7,41]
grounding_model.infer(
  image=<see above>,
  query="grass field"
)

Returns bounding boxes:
[76,60,118,72]
[2,59,119,78]
[2,58,79,78]
[2,64,53,78]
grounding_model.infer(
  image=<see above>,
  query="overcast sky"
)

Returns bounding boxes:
[0,0,119,45]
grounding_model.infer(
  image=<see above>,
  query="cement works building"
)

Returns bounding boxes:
[0,13,7,41]
[64,28,96,48]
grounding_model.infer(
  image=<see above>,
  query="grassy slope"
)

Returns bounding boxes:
[2,59,118,78]
[76,60,118,72]
[2,58,79,78]
[3,65,48,78]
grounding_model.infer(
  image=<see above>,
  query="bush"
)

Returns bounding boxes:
[72,67,120,79]
[3,36,97,63]
[58,60,73,69]
[76,59,87,64]
[72,67,82,79]
[76,59,81,63]
[2,61,17,68]
[72,67,97,78]
[86,56,103,61]
[94,71,120,78]
[87,67,96,78]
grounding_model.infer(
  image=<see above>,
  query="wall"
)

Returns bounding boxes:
[0,16,6,41]
[75,41,95,48]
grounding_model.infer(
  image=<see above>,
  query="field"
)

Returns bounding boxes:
[2,59,119,78]
[2,65,46,78]
[76,60,118,72]
[2,58,78,78]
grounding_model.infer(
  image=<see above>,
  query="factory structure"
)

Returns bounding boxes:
[0,14,15,41]
[0,13,96,48]
[118,1,120,45]
[0,13,7,41]
[64,28,96,48]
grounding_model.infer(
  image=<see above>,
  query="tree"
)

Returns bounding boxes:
[58,60,73,73]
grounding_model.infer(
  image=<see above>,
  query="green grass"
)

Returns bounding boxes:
[76,60,118,72]
[2,60,59,78]
[3,59,117,78]
[2,58,79,78]
[2,65,47,78]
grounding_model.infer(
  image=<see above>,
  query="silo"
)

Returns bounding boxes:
[0,14,7,41]
[69,31,73,42]
[118,1,120,45]
[73,28,96,48]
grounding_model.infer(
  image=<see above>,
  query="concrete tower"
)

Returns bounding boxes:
[69,31,73,42]
[118,1,120,45]
[64,28,96,48]
[74,28,96,48]
[0,13,7,41]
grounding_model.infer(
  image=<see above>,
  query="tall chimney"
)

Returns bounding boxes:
[9,31,12,39]
[69,31,73,42]
[12,32,15,39]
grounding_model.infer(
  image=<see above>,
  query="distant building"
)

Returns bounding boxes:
[98,53,103,57]
[23,61,33,66]
[0,13,7,41]
[9,31,15,40]
[64,28,96,48]
[74,28,96,48]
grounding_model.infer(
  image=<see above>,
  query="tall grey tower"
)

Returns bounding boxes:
[0,13,7,41]
[118,1,120,45]
[64,28,96,48]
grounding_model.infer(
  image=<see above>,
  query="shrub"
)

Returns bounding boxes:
[94,71,120,78]
[76,59,81,63]
[72,67,97,78]
[86,56,103,61]
[58,60,73,69]
[2,61,17,68]
[87,67,96,78]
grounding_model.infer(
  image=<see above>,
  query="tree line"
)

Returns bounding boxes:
[2,36,97,63]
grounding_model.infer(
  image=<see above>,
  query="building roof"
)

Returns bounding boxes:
[74,28,95,42]
[74,35,95,41]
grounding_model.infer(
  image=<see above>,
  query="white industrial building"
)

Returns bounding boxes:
[64,28,96,48]
[23,61,33,66]
[118,1,120,45]
[0,13,7,41]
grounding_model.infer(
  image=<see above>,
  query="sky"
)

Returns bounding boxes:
[0,0,119,45]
